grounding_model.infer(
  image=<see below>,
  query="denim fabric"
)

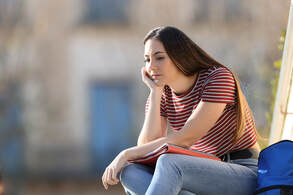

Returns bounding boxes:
[119,154,258,195]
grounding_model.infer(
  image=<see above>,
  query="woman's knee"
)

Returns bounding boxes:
[156,154,182,166]
[120,163,153,185]
[157,153,175,164]
[119,163,139,184]
[119,163,154,194]
[156,154,182,173]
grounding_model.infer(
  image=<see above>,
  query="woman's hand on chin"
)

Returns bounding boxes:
[101,150,128,190]
[141,67,165,91]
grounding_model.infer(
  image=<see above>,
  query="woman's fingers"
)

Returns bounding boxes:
[101,152,127,189]
[102,168,109,190]
[111,168,119,184]
[141,67,149,82]
[107,168,116,185]
[102,167,115,190]
[141,67,146,79]
[141,66,165,89]
[104,167,119,186]
[141,67,155,87]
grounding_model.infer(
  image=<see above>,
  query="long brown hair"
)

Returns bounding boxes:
[144,26,256,144]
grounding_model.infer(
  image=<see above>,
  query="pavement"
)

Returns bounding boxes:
[6,180,125,195]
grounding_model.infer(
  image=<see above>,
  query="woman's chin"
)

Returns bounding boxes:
[154,80,165,87]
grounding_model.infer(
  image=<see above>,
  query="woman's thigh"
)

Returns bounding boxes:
[120,163,196,195]
[119,163,154,194]
[154,154,257,195]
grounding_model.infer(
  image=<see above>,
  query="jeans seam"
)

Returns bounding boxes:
[180,165,257,178]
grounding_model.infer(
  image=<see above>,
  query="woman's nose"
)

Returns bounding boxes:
[147,60,158,72]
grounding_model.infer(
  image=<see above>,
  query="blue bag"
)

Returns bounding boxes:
[254,140,293,195]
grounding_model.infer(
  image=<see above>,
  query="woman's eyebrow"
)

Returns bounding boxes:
[144,51,166,57]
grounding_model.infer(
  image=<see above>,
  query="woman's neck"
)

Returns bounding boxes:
[169,73,198,96]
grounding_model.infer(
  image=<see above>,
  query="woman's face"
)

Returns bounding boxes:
[144,39,183,86]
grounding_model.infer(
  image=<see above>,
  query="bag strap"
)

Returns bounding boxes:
[280,189,292,195]
[254,185,293,194]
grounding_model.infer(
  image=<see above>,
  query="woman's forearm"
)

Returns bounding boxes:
[126,136,168,160]
[125,128,195,161]
[128,102,228,160]
[137,90,166,145]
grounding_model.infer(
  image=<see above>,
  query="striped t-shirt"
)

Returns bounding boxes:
[145,66,257,157]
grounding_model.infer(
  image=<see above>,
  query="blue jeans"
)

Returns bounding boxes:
[119,154,258,195]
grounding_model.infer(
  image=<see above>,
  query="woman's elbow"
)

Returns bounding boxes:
[137,137,146,146]
[137,139,146,146]
[137,135,163,146]
[168,136,195,149]
[179,140,194,148]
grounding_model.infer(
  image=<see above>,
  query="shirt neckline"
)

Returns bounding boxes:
[171,72,201,98]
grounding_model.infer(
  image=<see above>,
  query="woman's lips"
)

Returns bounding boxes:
[151,74,161,79]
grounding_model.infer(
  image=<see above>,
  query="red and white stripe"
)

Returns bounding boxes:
[145,66,257,157]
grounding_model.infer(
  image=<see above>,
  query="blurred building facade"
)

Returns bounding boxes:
[0,0,291,194]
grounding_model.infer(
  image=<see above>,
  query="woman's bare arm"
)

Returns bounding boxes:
[126,101,226,160]
[137,90,168,146]
[102,100,227,189]
[137,67,168,146]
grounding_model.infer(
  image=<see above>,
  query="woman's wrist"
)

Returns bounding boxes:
[123,146,144,161]
[150,87,163,97]
[119,149,130,162]
[122,148,135,161]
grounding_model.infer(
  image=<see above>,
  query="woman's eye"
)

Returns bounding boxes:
[156,56,164,60]
[144,59,150,63]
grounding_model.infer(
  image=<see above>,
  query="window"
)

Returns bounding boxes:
[0,84,25,176]
[224,0,243,23]
[0,0,24,26]
[89,83,134,173]
[193,0,209,22]
[82,0,130,25]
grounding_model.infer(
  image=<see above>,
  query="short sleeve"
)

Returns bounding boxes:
[145,94,167,117]
[201,68,236,104]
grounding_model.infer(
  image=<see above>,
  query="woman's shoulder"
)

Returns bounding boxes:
[201,66,235,88]
[203,66,233,80]
[207,65,232,75]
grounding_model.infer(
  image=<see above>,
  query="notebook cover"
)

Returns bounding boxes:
[128,143,221,166]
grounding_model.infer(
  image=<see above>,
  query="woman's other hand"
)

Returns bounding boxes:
[101,151,128,190]
[141,67,164,91]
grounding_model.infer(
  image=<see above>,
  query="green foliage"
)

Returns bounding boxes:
[265,29,286,139]
[273,59,282,69]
